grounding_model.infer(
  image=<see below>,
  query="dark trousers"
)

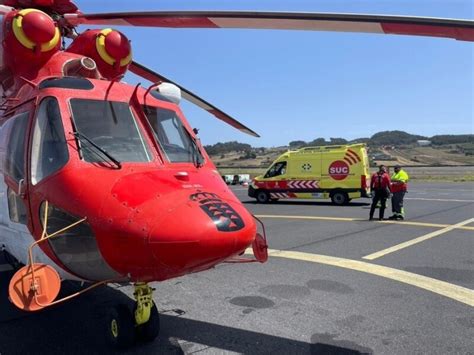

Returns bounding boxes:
[392,191,406,216]
[370,190,388,220]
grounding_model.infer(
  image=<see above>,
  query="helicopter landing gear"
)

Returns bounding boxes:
[133,283,160,342]
[105,304,135,348]
[105,283,160,349]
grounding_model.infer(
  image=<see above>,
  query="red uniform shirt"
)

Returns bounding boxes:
[370,172,391,191]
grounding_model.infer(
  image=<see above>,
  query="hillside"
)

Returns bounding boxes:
[205,132,474,168]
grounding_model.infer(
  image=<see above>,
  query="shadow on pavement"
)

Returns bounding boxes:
[0,269,372,354]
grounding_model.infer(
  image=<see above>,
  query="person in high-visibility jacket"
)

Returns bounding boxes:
[389,165,409,220]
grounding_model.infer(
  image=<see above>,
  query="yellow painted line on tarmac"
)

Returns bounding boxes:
[363,218,474,261]
[379,220,474,231]
[255,214,360,222]
[405,197,474,203]
[246,249,474,307]
[255,215,474,231]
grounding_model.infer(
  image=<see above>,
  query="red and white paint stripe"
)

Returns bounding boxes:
[64,12,474,42]
[288,180,319,189]
[270,192,297,199]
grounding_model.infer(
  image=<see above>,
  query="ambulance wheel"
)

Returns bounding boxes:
[331,191,349,205]
[256,190,270,203]
[105,305,136,349]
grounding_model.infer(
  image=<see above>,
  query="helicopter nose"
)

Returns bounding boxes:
[148,192,256,277]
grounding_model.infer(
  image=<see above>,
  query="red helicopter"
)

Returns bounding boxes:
[0,0,472,348]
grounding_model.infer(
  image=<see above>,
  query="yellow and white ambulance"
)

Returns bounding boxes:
[248,143,370,205]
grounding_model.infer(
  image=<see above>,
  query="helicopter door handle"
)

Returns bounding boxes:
[175,172,189,181]
[17,179,25,198]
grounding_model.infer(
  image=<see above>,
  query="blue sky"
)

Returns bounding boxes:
[75,1,473,147]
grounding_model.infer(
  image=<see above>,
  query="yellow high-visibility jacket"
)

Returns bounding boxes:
[391,169,409,192]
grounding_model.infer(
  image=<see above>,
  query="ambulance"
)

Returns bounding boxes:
[248,144,370,205]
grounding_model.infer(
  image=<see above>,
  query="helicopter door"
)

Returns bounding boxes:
[29,97,69,186]
[26,97,69,230]
[0,111,30,229]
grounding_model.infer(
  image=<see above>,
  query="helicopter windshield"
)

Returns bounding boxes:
[142,106,204,165]
[70,99,151,163]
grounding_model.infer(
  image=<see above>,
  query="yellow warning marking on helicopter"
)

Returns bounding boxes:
[246,248,474,307]
[96,28,132,67]
[363,218,474,260]
[12,8,60,52]
[255,215,474,231]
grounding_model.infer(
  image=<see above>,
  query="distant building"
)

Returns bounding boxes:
[417,140,431,146]
[371,153,394,160]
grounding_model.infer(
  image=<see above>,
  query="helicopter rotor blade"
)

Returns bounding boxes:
[0,5,14,14]
[62,11,474,41]
[129,61,260,138]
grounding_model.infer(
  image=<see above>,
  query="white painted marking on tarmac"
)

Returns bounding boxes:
[405,197,474,202]
[246,249,474,307]
[363,218,474,260]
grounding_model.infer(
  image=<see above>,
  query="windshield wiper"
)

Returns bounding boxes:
[185,131,204,168]
[71,131,122,169]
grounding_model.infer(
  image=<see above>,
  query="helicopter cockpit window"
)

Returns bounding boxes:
[264,161,287,178]
[142,106,204,164]
[70,99,151,163]
[31,98,69,185]
[2,112,29,225]
[39,77,94,90]
[4,112,29,182]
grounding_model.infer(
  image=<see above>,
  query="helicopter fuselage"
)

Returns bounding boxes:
[0,54,257,283]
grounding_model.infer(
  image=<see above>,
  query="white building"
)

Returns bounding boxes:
[417,140,431,146]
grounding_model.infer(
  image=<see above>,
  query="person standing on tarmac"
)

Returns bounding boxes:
[389,164,409,220]
[369,165,391,220]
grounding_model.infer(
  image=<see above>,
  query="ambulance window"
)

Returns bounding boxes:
[265,161,287,178]
[31,98,69,185]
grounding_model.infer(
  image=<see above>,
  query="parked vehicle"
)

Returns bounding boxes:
[248,144,370,205]
[222,174,251,185]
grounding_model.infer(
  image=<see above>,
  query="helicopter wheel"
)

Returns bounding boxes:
[105,304,136,349]
[136,303,160,342]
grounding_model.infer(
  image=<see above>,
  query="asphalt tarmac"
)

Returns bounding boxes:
[0,182,473,354]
